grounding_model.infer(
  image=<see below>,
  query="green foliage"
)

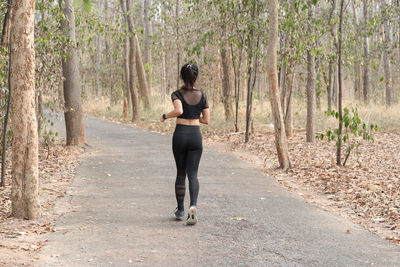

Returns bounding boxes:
[317,108,379,166]
[39,118,59,158]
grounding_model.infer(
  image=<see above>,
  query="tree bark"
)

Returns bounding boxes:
[95,0,102,98]
[327,60,333,111]
[352,0,361,100]
[123,0,140,121]
[144,0,152,95]
[59,0,85,146]
[380,0,392,106]
[134,35,150,109]
[213,55,221,107]
[10,0,41,219]
[337,0,345,165]
[306,1,316,143]
[123,35,131,111]
[1,0,12,48]
[362,0,370,103]
[267,0,291,170]
[284,65,295,137]
[220,42,234,121]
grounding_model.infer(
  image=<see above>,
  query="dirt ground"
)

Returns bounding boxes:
[0,141,82,266]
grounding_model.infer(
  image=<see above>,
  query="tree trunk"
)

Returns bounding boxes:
[267,0,291,170]
[220,41,234,121]
[10,0,41,219]
[144,0,152,95]
[279,55,287,113]
[362,0,370,103]
[1,0,12,48]
[134,35,150,109]
[175,0,180,91]
[123,36,131,111]
[327,60,333,111]
[306,1,316,143]
[213,55,221,107]
[284,65,295,137]
[95,0,102,98]
[123,0,140,121]
[380,0,392,106]
[59,0,85,146]
[352,0,361,100]
[337,0,345,165]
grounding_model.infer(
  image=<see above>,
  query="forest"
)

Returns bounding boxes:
[0,0,399,264]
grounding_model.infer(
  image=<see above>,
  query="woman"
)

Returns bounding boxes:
[160,63,210,225]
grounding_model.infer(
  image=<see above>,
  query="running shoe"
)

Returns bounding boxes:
[186,206,198,225]
[174,208,185,220]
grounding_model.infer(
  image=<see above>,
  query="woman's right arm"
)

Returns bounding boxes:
[199,108,210,125]
[160,100,183,122]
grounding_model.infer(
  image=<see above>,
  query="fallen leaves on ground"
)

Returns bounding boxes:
[0,140,82,266]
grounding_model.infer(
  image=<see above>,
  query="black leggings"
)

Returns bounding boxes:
[172,124,202,210]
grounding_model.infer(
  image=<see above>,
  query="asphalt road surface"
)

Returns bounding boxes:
[39,116,400,266]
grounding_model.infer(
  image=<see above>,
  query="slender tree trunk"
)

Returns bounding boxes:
[333,66,338,106]
[220,41,234,121]
[279,54,287,113]
[1,0,12,187]
[352,0,361,100]
[306,1,316,143]
[1,0,12,48]
[362,0,370,103]
[123,36,131,113]
[10,0,41,219]
[328,0,338,109]
[337,0,345,165]
[161,1,167,104]
[267,0,291,170]
[144,0,152,95]
[122,0,139,121]
[285,65,295,137]
[95,0,102,98]
[213,55,221,107]
[134,35,150,109]
[380,0,392,106]
[327,60,333,111]
[59,0,85,146]
[176,0,180,90]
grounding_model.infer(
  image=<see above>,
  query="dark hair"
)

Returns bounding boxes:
[180,63,198,90]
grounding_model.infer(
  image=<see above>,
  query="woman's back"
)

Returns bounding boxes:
[171,88,208,120]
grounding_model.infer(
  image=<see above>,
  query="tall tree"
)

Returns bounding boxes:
[336,0,345,165]
[362,0,370,103]
[134,35,150,109]
[220,40,234,121]
[59,0,85,146]
[267,0,291,170]
[306,1,316,142]
[10,0,41,219]
[351,0,362,100]
[123,0,140,121]
[380,0,392,106]
[95,0,102,98]
[327,0,338,111]
[144,0,152,94]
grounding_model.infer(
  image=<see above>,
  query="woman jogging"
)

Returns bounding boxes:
[160,63,210,225]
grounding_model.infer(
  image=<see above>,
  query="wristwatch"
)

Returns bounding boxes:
[162,114,167,120]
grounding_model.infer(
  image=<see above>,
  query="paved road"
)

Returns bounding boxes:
[40,116,400,266]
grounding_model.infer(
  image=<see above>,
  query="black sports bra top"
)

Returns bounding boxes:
[171,88,209,119]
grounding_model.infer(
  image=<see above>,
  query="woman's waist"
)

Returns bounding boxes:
[176,118,200,126]
[174,123,201,134]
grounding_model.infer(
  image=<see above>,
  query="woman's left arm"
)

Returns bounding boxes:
[160,99,183,122]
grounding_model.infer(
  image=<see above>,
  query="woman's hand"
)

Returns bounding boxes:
[160,114,165,123]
